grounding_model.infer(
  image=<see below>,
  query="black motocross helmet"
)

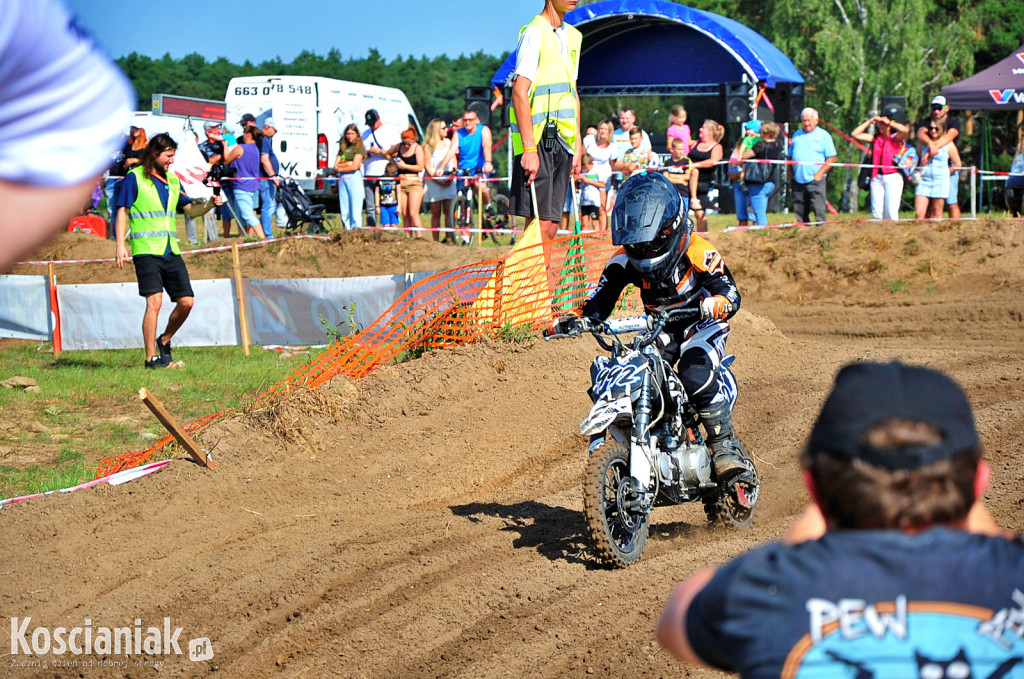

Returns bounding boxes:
[610,172,692,282]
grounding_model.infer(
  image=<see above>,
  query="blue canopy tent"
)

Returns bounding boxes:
[489,1,804,214]
[491,0,803,98]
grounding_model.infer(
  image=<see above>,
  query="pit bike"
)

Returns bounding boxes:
[544,307,759,567]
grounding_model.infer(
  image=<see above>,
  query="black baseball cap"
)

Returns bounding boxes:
[808,361,979,469]
[238,113,257,126]
[365,109,380,126]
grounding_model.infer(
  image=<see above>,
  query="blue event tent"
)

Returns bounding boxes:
[490,0,803,97]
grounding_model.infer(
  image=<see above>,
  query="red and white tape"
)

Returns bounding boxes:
[15,234,331,266]
[0,459,172,509]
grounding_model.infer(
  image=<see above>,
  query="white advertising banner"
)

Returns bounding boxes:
[0,275,51,340]
[57,280,239,351]
[244,272,438,346]
[5,270,448,351]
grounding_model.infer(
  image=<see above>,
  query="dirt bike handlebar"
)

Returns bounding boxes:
[543,307,702,349]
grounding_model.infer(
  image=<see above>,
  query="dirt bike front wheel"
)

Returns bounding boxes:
[583,440,649,568]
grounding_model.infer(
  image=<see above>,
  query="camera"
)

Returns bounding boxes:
[541,121,558,152]
[206,163,236,195]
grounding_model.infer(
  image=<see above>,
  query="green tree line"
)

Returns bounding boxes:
[118,0,1023,206]
[117,48,508,133]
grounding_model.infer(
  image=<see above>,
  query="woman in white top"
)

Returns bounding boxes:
[423,119,458,243]
[583,119,617,228]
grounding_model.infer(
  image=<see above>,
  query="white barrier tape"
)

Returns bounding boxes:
[351,225,601,237]
[15,234,331,266]
[358,174,509,183]
[976,169,1023,177]
[105,173,513,184]
[675,158,977,172]
[0,459,172,509]
[262,344,325,353]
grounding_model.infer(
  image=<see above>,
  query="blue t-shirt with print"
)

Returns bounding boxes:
[685,527,1024,678]
[790,126,837,184]
[378,178,398,207]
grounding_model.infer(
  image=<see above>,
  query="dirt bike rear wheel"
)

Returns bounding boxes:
[583,441,649,567]
[448,193,474,246]
[703,439,759,528]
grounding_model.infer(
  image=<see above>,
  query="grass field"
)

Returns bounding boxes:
[0,342,308,498]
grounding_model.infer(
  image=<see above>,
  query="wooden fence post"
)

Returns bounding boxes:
[48,261,61,357]
[232,244,251,356]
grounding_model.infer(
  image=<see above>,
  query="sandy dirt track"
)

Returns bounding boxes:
[2,219,1023,678]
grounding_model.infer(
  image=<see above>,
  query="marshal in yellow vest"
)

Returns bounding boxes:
[510,14,582,156]
[126,166,181,257]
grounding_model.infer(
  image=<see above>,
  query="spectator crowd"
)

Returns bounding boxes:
[97,96,972,247]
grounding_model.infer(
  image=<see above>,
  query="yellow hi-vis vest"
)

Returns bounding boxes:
[510,14,582,156]
[126,166,181,257]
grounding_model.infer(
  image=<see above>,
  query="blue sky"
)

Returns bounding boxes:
[64,0,545,64]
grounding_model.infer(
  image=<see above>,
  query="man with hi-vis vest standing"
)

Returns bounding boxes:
[509,0,582,300]
[114,133,222,369]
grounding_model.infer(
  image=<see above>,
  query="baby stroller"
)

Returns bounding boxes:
[277,178,327,234]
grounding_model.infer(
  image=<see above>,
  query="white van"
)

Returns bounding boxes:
[224,75,421,200]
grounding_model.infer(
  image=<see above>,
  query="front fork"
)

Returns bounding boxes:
[628,371,656,507]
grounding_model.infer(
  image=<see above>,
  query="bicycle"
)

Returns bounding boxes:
[447,170,509,246]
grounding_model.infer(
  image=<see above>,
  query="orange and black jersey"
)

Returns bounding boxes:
[578,234,740,323]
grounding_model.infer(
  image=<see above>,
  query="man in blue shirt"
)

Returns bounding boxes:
[656,361,1023,678]
[789,108,837,223]
[259,118,281,237]
[439,108,494,209]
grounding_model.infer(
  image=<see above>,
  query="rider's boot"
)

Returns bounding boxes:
[698,402,748,484]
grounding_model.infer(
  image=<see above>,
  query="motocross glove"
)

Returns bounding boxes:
[545,314,582,337]
[699,295,734,320]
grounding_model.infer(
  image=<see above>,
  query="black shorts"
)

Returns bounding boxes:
[580,205,600,218]
[695,188,711,211]
[133,254,194,301]
[510,143,572,223]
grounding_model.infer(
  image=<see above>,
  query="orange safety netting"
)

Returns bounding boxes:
[95,226,619,478]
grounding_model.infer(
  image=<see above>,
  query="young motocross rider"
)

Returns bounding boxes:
[548,172,749,484]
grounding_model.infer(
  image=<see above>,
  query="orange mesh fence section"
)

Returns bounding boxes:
[95,410,228,478]
[95,231,616,478]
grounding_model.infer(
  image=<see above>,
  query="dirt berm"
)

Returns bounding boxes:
[2,219,1023,678]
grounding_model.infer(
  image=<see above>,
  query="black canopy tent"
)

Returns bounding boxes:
[942,44,1024,110]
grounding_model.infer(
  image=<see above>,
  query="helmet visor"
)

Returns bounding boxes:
[624,234,671,260]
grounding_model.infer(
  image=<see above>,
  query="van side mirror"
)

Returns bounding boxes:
[280,140,287,152]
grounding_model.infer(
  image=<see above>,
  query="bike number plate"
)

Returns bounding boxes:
[605,317,649,334]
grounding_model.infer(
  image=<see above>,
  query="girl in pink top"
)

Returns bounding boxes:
[665,105,691,155]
